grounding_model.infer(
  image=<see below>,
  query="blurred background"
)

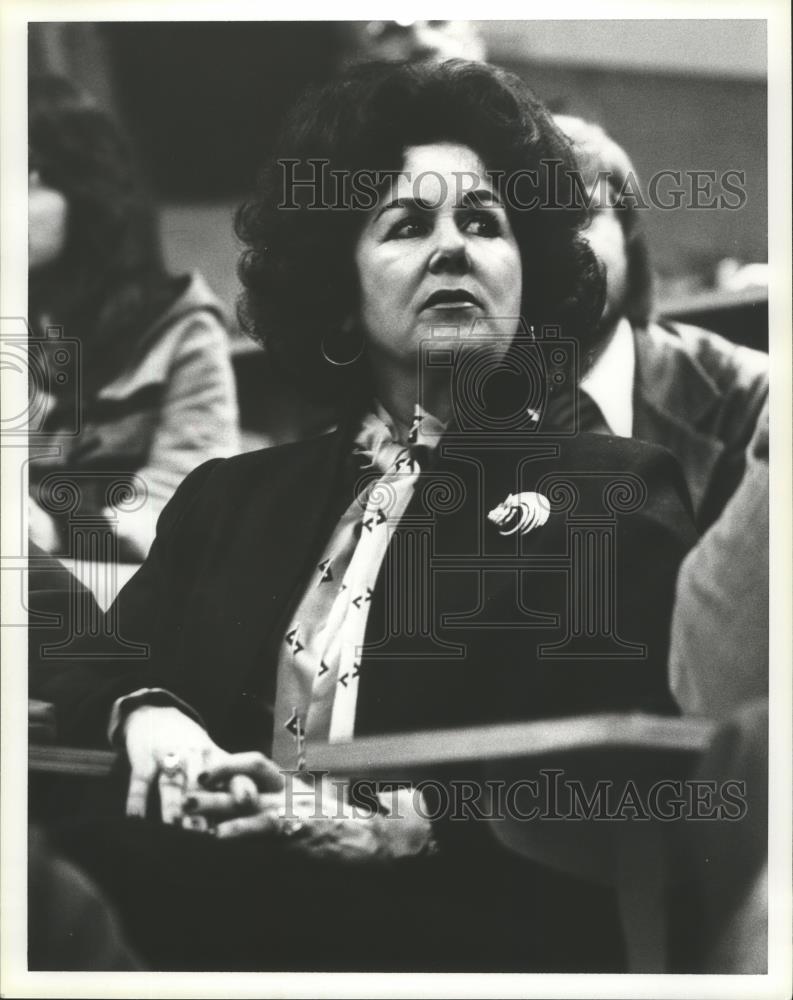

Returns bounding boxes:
[28,19,768,441]
[29,20,767,311]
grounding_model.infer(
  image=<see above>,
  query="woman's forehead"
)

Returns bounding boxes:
[386,142,495,204]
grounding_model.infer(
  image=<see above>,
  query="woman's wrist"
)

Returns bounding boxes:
[371,811,438,859]
[108,689,205,748]
[122,702,181,742]
[372,786,439,859]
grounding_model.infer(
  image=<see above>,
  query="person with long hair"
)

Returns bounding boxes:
[44,60,696,971]
[28,75,239,561]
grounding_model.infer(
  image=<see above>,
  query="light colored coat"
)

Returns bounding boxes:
[633,321,768,528]
[30,272,240,560]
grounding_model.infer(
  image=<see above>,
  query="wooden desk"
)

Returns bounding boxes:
[29,742,117,777]
[310,713,717,972]
[30,713,718,971]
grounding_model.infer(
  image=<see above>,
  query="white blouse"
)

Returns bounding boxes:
[271,403,446,771]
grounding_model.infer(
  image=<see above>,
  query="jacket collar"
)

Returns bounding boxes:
[141,270,228,346]
[632,322,724,514]
[96,272,227,401]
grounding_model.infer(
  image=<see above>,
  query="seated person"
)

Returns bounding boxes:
[552,115,768,530]
[670,400,768,717]
[28,75,240,563]
[682,699,769,973]
[40,61,697,972]
[668,403,769,972]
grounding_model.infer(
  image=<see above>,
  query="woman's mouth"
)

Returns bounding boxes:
[421,289,483,310]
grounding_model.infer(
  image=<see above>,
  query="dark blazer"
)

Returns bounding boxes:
[633,321,768,530]
[52,422,697,752]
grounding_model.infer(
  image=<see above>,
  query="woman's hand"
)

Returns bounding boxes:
[188,755,436,862]
[123,705,249,825]
[122,715,436,861]
[123,707,286,829]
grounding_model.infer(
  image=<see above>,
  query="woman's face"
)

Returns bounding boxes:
[28,170,69,270]
[354,143,523,370]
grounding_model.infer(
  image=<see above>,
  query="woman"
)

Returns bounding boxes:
[46,61,697,971]
[28,76,239,562]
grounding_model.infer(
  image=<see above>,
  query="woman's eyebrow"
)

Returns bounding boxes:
[374,196,435,222]
[374,189,504,222]
[459,188,504,209]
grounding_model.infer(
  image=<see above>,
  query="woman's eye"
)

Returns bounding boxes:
[461,212,501,237]
[387,216,428,240]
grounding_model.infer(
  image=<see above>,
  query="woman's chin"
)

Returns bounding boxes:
[413,316,516,352]
[427,330,516,362]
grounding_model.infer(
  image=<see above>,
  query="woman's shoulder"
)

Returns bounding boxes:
[156,428,347,539]
[146,272,229,338]
[504,431,696,535]
[552,431,692,498]
[461,428,685,478]
[209,429,684,484]
[151,272,230,343]
[554,429,682,470]
[177,428,345,489]
[97,273,231,401]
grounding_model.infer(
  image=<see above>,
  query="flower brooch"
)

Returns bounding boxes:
[487,492,550,536]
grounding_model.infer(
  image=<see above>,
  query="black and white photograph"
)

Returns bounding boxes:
[1,3,790,997]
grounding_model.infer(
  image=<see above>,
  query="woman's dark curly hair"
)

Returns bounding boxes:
[236,59,605,404]
[29,75,175,397]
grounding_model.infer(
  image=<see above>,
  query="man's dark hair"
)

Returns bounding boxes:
[554,115,654,330]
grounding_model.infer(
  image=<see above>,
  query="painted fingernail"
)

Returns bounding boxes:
[184,796,198,812]
[197,772,210,788]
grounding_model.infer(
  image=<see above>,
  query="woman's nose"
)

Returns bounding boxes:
[428,221,470,275]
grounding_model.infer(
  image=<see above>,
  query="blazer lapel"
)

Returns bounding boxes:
[355,434,566,736]
[179,421,356,735]
[428,434,568,628]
